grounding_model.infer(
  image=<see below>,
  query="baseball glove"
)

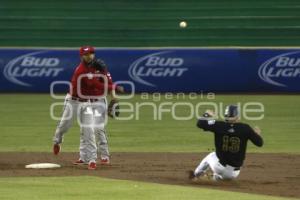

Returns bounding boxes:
[91,58,107,71]
[108,99,120,118]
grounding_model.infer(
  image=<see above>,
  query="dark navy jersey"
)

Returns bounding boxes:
[197,119,263,167]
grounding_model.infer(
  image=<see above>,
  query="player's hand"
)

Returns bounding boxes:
[108,99,120,118]
[205,109,215,117]
[116,85,124,93]
[254,126,261,135]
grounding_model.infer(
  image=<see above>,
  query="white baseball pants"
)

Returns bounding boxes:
[194,152,240,181]
[53,94,110,163]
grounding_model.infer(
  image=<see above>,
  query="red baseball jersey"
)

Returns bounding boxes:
[70,62,115,98]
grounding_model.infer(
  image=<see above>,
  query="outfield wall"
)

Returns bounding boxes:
[0,48,299,93]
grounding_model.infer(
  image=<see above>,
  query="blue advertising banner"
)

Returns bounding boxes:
[0,48,300,93]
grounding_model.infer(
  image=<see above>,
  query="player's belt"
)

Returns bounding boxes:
[219,160,240,171]
[71,96,99,102]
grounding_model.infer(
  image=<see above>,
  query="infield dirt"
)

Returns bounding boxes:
[0,152,299,198]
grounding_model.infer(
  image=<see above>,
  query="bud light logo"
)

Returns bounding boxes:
[258,51,300,87]
[128,51,188,87]
[3,51,64,86]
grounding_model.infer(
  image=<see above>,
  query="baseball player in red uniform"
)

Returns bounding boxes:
[53,46,123,170]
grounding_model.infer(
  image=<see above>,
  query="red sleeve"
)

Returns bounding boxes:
[104,69,115,89]
[70,65,82,96]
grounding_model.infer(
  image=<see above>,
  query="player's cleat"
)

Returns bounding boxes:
[188,170,206,182]
[73,159,87,165]
[88,162,97,170]
[53,144,61,155]
[100,158,110,165]
[189,170,214,182]
[188,170,196,179]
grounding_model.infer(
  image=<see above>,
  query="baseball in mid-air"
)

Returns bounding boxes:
[179,21,187,28]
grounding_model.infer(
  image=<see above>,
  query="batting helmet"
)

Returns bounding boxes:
[79,46,95,56]
[224,105,239,120]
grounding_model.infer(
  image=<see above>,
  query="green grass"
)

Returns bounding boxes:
[0,94,299,153]
[0,94,298,200]
[0,176,295,200]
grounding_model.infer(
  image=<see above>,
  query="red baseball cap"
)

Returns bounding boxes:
[79,46,95,56]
